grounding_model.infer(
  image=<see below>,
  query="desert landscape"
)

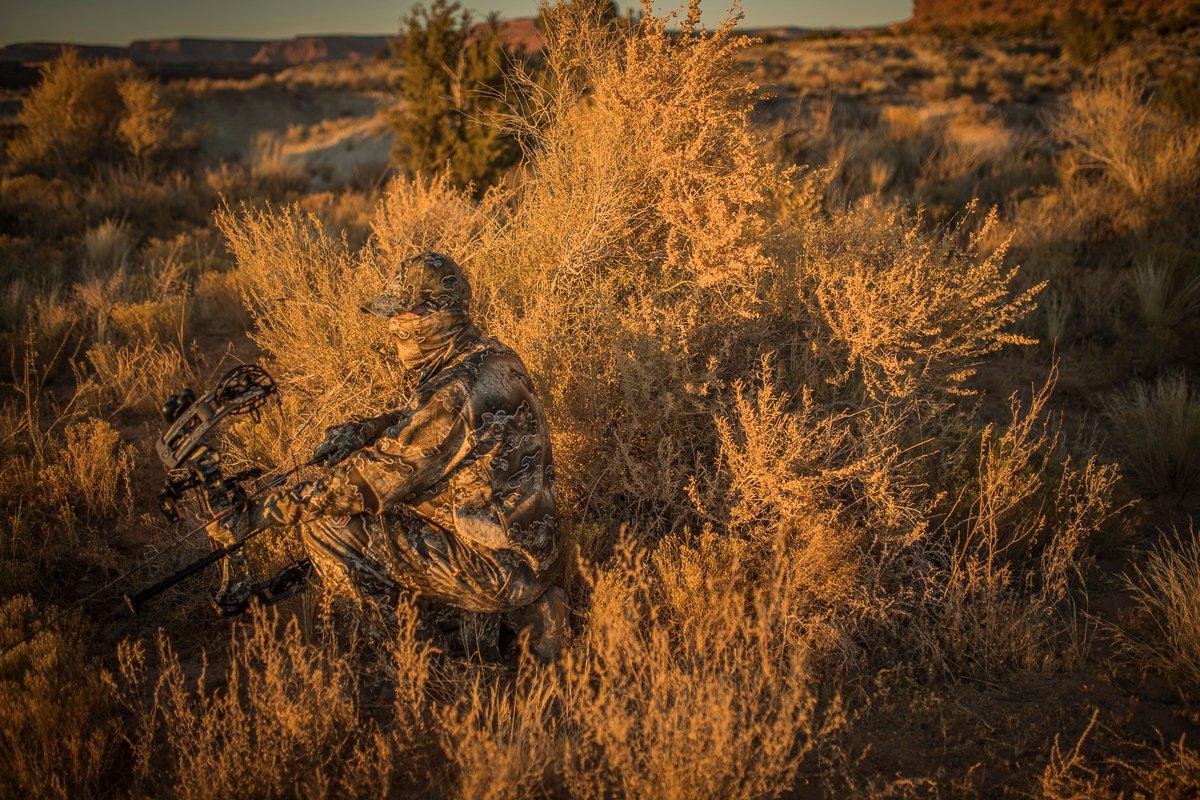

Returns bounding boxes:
[2,0,1200,797]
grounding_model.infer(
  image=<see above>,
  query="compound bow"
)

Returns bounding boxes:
[123,364,314,616]
[0,365,321,658]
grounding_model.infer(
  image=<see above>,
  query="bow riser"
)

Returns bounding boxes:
[154,365,280,615]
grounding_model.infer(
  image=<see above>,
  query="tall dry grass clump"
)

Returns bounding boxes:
[1103,373,1200,503]
[1122,531,1200,685]
[0,343,138,587]
[557,532,839,800]
[114,602,440,799]
[1054,73,1200,211]
[118,611,364,799]
[919,380,1121,676]
[1050,72,1200,253]
[39,417,135,522]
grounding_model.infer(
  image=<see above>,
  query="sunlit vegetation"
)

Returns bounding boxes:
[2,1,1200,796]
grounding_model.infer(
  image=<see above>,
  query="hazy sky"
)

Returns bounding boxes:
[1,1,912,46]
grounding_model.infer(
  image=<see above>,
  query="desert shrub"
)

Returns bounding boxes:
[917,380,1121,676]
[0,596,116,800]
[1052,74,1200,249]
[477,2,793,516]
[389,0,523,192]
[1122,531,1200,685]
[1056,9,1126,65]
[1056,74,1200,205]
[81,167,211,238]
[559,532,839,799]
[1036,710,1106,800]
[370,172,499,268]
[225,4,1042,539]
[1037,717,1200,799]
[117,76,179,163]
[7,49,131,174]
[797,203,1041,407]
[1103,373,1200,503]
[699,363,922,547]
[7,50,183,176]
[39,418,135,522]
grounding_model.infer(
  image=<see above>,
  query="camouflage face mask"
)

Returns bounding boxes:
[392,306,471,372]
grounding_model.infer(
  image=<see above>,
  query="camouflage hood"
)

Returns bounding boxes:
[361,252,479,373]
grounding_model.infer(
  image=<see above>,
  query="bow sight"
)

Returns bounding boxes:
[124,364,313,617]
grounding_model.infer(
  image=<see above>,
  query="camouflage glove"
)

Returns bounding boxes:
[205,503,252,547]
[206,487,308,547]
[312,421,366,467]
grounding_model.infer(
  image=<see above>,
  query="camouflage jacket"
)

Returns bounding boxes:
[251,323,559,576]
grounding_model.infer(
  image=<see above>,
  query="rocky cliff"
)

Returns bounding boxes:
[910,0,1197,28]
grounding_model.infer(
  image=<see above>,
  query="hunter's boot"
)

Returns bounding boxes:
[507,586,568,662]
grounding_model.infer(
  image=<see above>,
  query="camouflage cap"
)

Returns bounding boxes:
[360,251,472,317]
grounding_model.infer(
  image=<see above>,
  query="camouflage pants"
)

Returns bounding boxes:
[298,513,549,614]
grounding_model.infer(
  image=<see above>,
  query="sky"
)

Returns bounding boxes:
[0,1,913,46]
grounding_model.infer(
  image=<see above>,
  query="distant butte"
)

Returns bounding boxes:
[909,0,1197,27]
[0,19,855,67]
[0,19,545,65]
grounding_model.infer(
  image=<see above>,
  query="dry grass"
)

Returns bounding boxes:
[39,417,135,522]
[75,340,194,416]
[0,596,116,800]
[1129,259,1200,329]
[1122,531,1200,685]
[81,219,136,272]
[1103,373,1200,504]
[117,612,366,800]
